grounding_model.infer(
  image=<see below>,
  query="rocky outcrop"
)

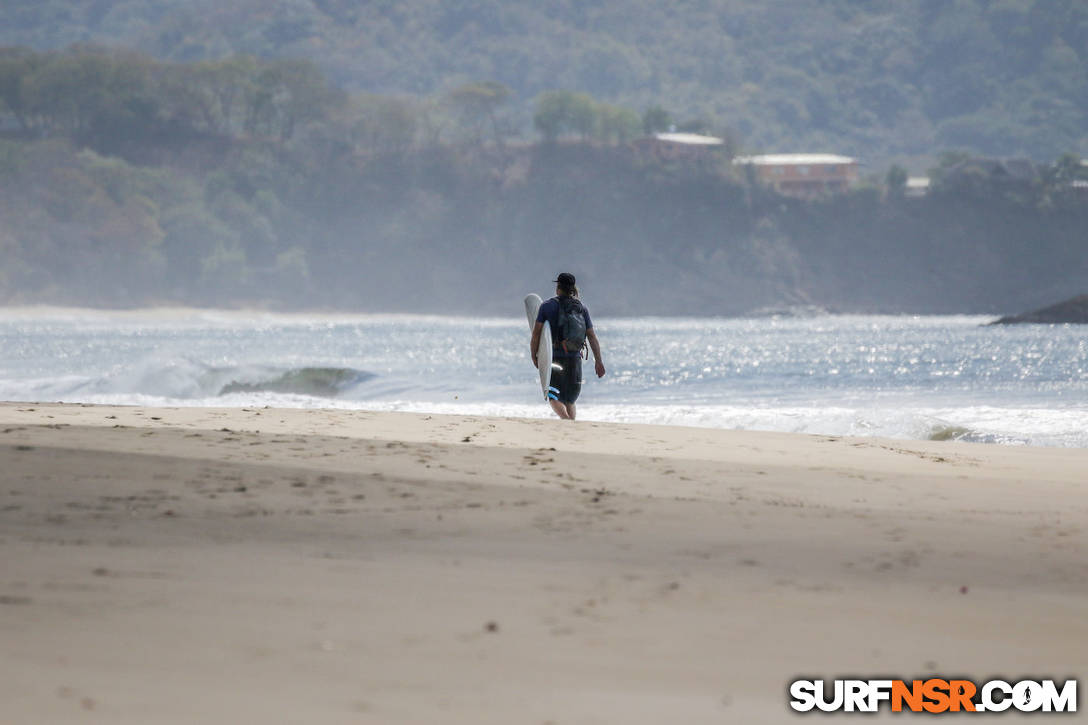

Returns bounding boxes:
[991,294,1088,324]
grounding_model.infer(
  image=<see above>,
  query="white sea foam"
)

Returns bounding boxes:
[2,308,1086,447]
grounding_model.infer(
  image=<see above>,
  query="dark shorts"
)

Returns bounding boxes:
[549,355,582,404]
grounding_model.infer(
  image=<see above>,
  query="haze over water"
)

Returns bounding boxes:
[2,308,1086,447]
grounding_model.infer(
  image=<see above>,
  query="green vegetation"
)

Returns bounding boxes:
[0,45,1085,315]
[0,47,342,147]
[1,0,1085,163]
[533,90,642,144]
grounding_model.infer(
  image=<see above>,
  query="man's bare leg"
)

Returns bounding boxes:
[549,399,572,420]
[565,403,576,420]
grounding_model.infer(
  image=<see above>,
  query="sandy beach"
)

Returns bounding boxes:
[1,402,1085,723]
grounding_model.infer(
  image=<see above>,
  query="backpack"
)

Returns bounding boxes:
[556,297,587,355]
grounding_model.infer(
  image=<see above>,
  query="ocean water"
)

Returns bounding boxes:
[1,307,1086,447]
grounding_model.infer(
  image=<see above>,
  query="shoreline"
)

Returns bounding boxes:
[5,308,1084,449]
[2,397,1085,450]
[2,403,1086,723]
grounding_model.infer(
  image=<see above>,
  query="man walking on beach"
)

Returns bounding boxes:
[530,272,606,420]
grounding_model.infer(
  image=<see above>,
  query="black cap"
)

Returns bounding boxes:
[553,272,576,287]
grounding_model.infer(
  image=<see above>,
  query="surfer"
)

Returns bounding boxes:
[530,272,606,420]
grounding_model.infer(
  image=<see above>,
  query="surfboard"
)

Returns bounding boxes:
[524,293,559,401]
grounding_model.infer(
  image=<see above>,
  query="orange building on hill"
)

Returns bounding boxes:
[733,154,859,197]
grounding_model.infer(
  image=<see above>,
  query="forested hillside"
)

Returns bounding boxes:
[0,48,1085,315]
[0,5,1085,315]
[1,0,1085,165]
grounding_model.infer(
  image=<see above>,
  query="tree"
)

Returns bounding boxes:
[20,47,161,148]
[677,118,710,134]
[567,93,597,139]
[532,91,566,142]
[532,90,598,142]
[158,57,263,135]
[642,105,671,135]
[262,58,344,141]
[886,164,908,197]
[350,94,421,153]
[239,57,343,140]
[1048,153,1085,183]
[0,48,39,132]
[444,80,511,147]
[929,150,973,187]
[597,104,641,144]
[204,56,260,135]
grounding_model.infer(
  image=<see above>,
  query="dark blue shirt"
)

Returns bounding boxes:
[536,296,593,358]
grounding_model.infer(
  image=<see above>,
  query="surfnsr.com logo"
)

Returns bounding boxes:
[789,678,1077,713]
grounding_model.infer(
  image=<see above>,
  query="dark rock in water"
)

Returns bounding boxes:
[990,294,1088,325]
[220,367,374,397]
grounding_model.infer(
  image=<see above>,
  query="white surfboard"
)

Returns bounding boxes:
[524,293,559,401]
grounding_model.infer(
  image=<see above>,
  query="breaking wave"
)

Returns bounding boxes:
[2,309,1086,446]
[217,367,374,397]
[0,359,376,402]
